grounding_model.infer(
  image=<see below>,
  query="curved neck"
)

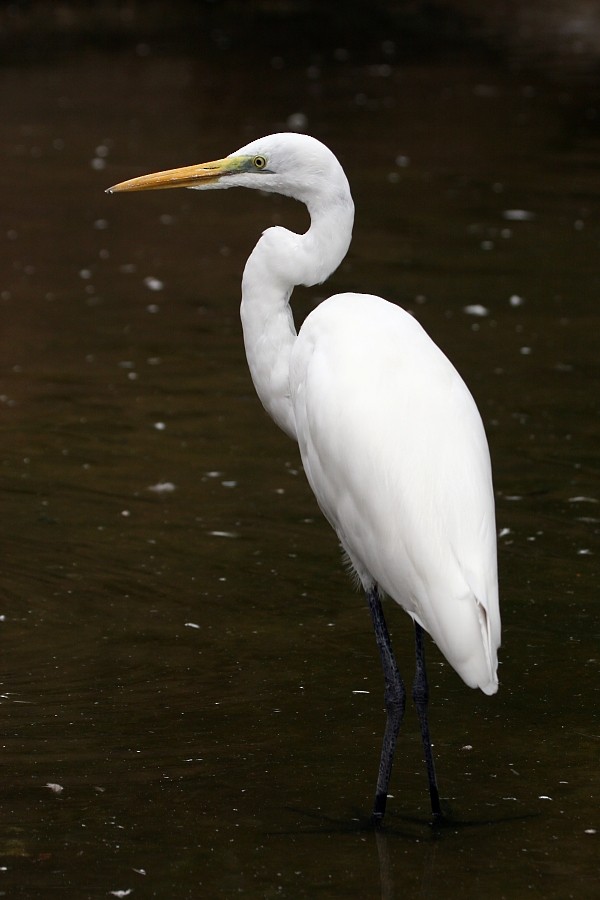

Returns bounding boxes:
[240,191,354,439]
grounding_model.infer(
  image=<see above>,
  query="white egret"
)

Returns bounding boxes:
[108,133,501,825]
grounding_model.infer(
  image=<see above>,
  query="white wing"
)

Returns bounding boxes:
[291,292,500,694]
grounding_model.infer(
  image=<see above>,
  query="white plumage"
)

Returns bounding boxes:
[109,132,501,823]
[292,292,499,693]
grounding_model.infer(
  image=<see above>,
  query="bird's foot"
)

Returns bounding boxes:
[429,799,453,829]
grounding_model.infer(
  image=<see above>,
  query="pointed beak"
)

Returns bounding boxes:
[106,156,239,193]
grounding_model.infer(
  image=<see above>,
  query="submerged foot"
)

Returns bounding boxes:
[371,790,388,827]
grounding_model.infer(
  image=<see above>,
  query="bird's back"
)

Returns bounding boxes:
[290,292,500,694]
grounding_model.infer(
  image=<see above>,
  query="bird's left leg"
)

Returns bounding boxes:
[367,585,406,825]
[412,621,442,821]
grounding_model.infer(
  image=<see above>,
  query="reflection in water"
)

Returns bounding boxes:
[0,4,599,897]
[375,829,395,900]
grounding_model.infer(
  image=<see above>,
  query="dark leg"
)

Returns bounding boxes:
[412,621,442,820]
[367,585,406,825]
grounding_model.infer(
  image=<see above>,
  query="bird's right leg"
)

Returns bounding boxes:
[366,585,406,825]
[412,621,442,821]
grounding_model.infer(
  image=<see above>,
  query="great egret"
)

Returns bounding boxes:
[108,133,501,825]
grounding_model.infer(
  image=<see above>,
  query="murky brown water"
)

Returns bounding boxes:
[1,8,599,898]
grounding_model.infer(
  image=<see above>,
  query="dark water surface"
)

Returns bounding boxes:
[1,19,599,900]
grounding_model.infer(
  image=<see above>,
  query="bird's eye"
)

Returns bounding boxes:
[253,155,267,170]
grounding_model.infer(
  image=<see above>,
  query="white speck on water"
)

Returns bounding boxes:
[153,422,166,431]
[287,112,308,131]
[110,891,133,899]
[520,346,532,355]
[147,481,175,493]
[585,828,597,834]
[221,480,237,488]
[539,795,553,801]
[185,622,201,629]
[352,690,370,694]
[209,531,238,538]
[503,209,535,221]
[46,783,63,793]
[90,157,106,170]
[509,294,524,306]
[143,276,164,291]
[568,496,598,503]
[464,304,489,316]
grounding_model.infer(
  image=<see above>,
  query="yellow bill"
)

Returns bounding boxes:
[106,155,250,194]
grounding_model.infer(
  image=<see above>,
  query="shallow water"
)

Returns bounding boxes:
[1,12,599,899]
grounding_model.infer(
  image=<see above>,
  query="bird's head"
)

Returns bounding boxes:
[106,132,350,209]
